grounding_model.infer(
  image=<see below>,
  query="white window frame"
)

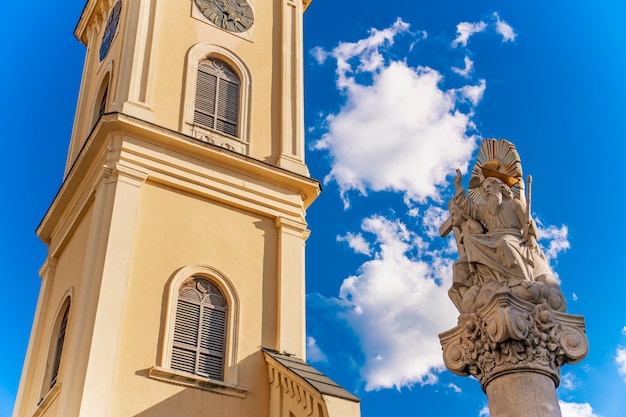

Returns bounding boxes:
[181,44,251,155]
[151,265,245,397]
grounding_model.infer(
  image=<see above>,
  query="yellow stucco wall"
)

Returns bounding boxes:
[15,204,93,417]
[108,182,277,415]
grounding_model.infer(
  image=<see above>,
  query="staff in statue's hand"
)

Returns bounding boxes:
[522,175,538,252]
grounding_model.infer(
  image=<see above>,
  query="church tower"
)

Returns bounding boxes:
[13,1,360,416]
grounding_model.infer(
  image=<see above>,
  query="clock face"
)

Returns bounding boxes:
[194,0,254,33]
[99,1,122,61]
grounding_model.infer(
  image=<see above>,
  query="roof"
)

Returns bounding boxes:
[263,349,360,403]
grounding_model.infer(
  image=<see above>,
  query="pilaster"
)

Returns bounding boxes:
[277,0,308,176]
[62,157,147,417]
[274,216,310,358]
[116,0,156,121]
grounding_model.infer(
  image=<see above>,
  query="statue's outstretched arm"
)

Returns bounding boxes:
[454,169,464,195]
[453,169,481,221]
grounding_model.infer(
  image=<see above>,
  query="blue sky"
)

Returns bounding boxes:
[1,1,626,416]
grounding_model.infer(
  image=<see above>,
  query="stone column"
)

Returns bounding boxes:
[440,292,588,417]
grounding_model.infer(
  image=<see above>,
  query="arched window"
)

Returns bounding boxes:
[182,45,251,154]
[50,304,69,388]
[194,58,240,138]
[171,276,228,380]
[42,297,70,395]
[150,265,243,395]
[92,73,110,127]
[97,85,108,117]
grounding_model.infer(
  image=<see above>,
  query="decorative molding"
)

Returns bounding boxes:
[266,361,319,416]
[111,163,149,186]
[274,216,309,239]
[440,292,588,391]
[38,257,58,282]
[190,125,249,155]
[40,114,321,253]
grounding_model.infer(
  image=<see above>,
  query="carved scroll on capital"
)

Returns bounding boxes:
[557,314,588,363]
[481,297,532,343]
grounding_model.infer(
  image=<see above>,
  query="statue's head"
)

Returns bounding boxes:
[482,177,513,200]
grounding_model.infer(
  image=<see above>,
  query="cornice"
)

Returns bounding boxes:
[75,0,115,45]
[37,112,321,248]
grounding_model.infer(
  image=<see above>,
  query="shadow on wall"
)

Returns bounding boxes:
[133,350,269,417]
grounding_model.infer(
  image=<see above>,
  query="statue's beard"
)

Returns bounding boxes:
[486,193,502,216]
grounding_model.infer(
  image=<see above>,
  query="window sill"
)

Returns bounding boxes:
[148,366,247,398]
[33,383,61,417]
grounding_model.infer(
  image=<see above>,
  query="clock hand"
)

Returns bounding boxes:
[209,0,226,13]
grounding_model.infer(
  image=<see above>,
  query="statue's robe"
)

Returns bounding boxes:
[454,190,553,286]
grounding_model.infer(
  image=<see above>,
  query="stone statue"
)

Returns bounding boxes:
[441,140,565,314]
[438,139,588,417]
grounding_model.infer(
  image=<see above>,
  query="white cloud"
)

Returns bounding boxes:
[337,232,372,255]
[329,17,411,90]
[481,401,602,417]
[493,12,517,42]
[572,293,578,301]
[422,206,448,239]
[306,336,328,363]
[447,382,462,394]
[336,216,457,390]
[622,325,626,335]
[452,56,474,77]
[537,224,570,261]
[560,371,578,390]
[616,347,626,383]
[313,20,480,207]
[452,21,487,47]
[310,46,328,64]
[457,79,486,106]
[559,401,603,417]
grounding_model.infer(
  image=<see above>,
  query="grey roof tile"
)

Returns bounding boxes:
[263,348,360,402]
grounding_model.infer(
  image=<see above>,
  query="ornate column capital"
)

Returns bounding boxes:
[440,292,588,391]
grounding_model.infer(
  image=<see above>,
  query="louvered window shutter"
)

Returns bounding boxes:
[50,303,70,388]
[98,85,108,117]
[172,277,228,380]
[194,59,240,138]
